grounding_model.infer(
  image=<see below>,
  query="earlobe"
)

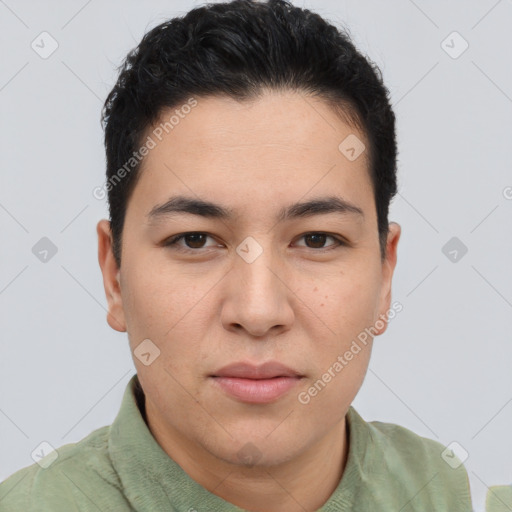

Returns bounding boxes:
[375,222,401,336]
[97,219,127,333]
[385,222,401,272]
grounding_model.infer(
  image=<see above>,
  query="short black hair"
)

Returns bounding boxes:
[101,0,398,267]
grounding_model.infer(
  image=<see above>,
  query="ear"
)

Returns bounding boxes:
[374,222,401,336]
[97,219,127,332]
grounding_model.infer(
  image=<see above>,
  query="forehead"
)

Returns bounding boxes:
[147,91,367,157]
[129,90,374,222]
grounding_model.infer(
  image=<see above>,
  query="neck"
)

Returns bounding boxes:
[210,421,348,512]
[145,399,349,512]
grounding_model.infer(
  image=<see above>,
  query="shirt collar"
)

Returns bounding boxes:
[108,373,367,511]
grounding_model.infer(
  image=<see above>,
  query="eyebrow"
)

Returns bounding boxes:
[147,195,364,224]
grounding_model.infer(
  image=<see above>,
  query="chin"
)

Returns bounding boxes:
[208,435,303,469]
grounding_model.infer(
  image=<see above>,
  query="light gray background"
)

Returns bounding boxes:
[1,1,511,510]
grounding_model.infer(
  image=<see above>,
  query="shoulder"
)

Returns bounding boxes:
[367,415,466,475]
[0,425,129,511]
[347,407,473,511]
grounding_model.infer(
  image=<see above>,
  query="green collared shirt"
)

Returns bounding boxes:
[0,374,473,511]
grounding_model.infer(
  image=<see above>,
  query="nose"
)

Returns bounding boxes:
[219,240,295,338]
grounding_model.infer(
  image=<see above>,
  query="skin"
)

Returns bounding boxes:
[97,90,401,512]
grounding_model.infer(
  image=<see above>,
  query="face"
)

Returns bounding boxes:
[98,90,400,469]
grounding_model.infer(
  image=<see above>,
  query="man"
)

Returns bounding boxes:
[0,0,473,510]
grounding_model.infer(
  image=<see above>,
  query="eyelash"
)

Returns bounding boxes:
[163,232,347,253]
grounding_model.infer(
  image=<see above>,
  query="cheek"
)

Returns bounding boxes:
[121,262,213,357]
[121,277,160,336]
[314,268,382,338]
[120,260,177,347]
[305,284,377,406]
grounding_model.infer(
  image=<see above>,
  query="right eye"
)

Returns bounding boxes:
[163,232,221,252]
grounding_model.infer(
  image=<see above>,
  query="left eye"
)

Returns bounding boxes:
[295,233,343,249]
[163,232,345,252]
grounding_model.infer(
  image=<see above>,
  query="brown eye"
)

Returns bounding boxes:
[164,231,345,254]
[181,233,208,249]
[304,233,328,249]
[296,232,344,250]
[164,232,216,251]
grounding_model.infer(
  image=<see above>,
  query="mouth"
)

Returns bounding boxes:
[209,361,305,404]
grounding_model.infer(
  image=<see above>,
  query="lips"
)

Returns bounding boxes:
[210,361,304,403]
[211,361,303,379]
